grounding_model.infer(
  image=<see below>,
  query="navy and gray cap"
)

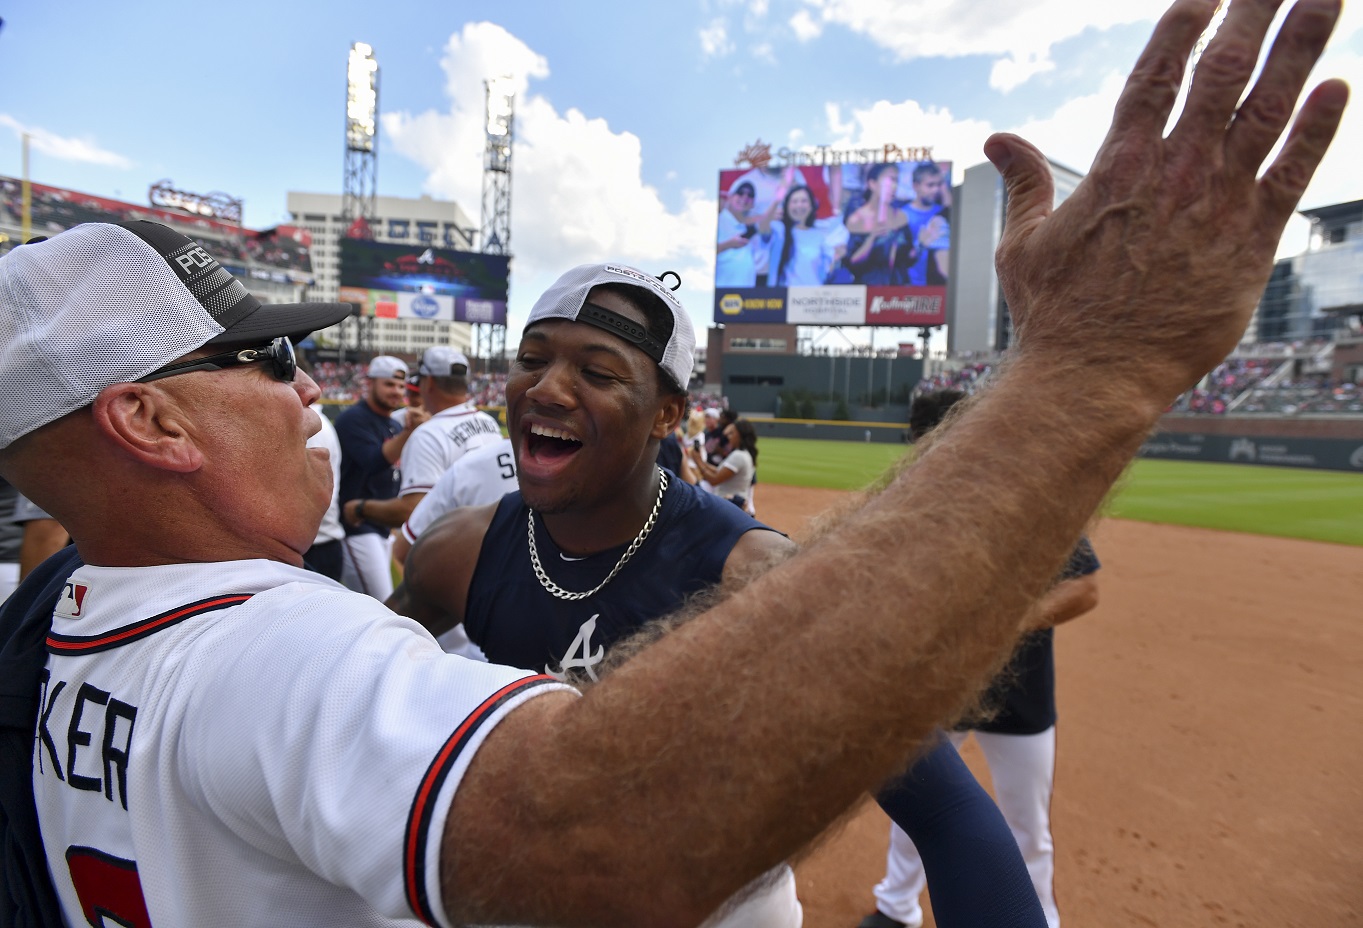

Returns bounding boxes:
[0,221,351,449]
[525,263,695,391]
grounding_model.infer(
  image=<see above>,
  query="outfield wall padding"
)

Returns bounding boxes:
[1139,430,1363,472]
[748,419,909,444]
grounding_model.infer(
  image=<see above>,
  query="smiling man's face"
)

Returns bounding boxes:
[506,287,679,515]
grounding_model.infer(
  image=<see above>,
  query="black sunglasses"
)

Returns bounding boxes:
[136,336,297,384]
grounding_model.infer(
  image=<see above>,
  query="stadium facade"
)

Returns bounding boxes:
[286,191,479,356]
[1254,199,1363,343]
[946,159,1083,356]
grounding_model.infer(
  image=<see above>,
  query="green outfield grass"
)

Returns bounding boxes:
[758,438,1363,546]
[756,437,910,490]
[1104,459,1363,546]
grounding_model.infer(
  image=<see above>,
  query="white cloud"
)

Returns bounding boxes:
[822,98,996,170]
[821,4,1363,261]
[824,101,853,137]
[1004,71,1127,174]
[383,23,721,336]
[0,115,132,169]
[699,18,735,58]
[797,0,1172,90]
[381,23,548,230]
[789,9,822,42]
[989,50,1057,94]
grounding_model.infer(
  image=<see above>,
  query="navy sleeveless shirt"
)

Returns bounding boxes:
[960,536,1101,735]
[464,479,773,679]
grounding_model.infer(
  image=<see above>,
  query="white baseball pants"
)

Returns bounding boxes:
[340,532,394,601]
[704,864,802,928]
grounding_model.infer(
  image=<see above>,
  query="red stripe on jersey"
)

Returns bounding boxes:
[403,674,558,924]
[46,594,254,653]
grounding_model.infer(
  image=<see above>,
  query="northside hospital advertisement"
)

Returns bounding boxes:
[714,157,951,328]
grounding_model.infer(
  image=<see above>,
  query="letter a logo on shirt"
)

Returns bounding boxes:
[547,614,605,682]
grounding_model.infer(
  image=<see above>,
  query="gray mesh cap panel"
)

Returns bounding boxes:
[0,224,226,450]
[525,263,695,390]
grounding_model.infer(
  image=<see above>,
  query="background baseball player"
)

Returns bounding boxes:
[334,355,427,598]
[859,389,1102,928]
[304,401,345,581]
[343,345,501,534]
[391,435,517,567]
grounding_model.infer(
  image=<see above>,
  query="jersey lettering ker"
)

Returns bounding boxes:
[34,560,567,927]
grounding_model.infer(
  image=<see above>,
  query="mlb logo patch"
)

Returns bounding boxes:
[58,581,89,618]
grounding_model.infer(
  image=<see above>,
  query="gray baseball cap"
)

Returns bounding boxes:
[417,345,470,377]
[366,356,409,380]
[0,221,352,450]
[525,263,694,391]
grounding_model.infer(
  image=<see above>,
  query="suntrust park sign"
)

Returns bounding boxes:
[735,139,934,169]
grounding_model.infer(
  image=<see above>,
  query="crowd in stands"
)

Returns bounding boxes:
[1171,357,1279,414]
[468,373,509,407]
[1236,378,1363,414]
[914,362,994,396]
[0,178,312,274]
[310,360,510,407]
[911,351,1359,416]
[306,355,729,412]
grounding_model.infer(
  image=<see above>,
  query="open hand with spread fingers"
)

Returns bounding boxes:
[987,0,1348,406]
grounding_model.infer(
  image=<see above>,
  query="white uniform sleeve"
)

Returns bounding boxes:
[179,585,571,925]
[402,439,517,546]
[398,423,445,495]
[402,466,461,544]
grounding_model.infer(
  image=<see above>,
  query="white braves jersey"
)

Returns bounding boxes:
[398,402,502,497]
[400,437,518,546]
[35,559,567,927]
[308,404,345,544]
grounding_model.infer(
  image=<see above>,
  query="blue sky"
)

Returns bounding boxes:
[1,0,1359,343]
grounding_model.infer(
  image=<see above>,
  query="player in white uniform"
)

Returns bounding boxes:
[0,221,568,927]
[38,560,556,927]
[303,403,345,580]
[394,436,518,565]
[0,15,1345,923]
[343,346,502,535]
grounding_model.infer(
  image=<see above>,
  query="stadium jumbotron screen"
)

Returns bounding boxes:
[338,239,510,325]
[714,160,950,327]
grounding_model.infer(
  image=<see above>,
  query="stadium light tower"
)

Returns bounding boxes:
[480,75,514,255]
[478,75,515,371]
[342,41,379,358]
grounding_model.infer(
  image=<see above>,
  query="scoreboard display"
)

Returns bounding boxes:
[338,239,509,324]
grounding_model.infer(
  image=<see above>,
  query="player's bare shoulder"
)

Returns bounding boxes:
[388,502,500,634]
[721,528,797,587]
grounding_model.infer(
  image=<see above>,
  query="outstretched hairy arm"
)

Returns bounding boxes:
[441,3,1348,925]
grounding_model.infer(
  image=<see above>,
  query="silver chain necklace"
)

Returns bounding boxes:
[527,467,669,601]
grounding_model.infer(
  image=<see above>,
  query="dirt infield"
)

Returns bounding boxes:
[754,485,1363,928]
